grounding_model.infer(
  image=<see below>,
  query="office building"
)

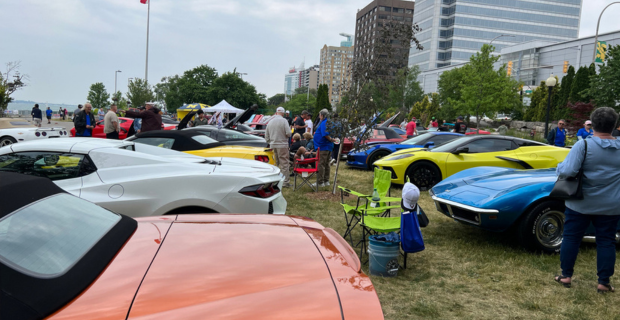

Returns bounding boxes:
[409,0,583,71]
[300,65,320,90]
[284,64,302,96]
[354,0,415,75]
[319,45,355,107]
[417,30,620,94]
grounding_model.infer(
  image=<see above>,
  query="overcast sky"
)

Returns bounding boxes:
[1,0,619,106]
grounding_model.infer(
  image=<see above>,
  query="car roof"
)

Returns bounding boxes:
[7,138,134,154]
[129,130,223,151]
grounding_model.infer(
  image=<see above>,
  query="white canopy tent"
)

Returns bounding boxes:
[202,100,244,114]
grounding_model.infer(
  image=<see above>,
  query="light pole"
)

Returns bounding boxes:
[489,34,516,46]
[544,75,557,139]
[114,70,122,96]
[592,2,620,64]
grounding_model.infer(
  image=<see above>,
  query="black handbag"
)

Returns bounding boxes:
[550,140,587,200]
[401,200,430,228]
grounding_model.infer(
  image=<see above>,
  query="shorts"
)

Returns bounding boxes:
[34,118,42,125]
[46,116,51,120]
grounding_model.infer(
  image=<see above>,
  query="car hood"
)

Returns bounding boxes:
[211,157,279,175]
[127,216,344,319]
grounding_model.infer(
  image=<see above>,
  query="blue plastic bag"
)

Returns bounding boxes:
[400,209,425,253]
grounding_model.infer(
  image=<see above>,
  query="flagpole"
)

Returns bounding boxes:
[145,0,150,83]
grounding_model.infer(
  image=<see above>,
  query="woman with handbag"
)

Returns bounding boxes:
[554,107,620,293]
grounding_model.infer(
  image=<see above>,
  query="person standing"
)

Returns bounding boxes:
[400,119,407,131]
[453,116,468,134]
[330,113,341,165]
[577,120,594,141]
[293,111,308,136]
[305,113,313,135]
[498,124,508,136]
[265,107,292,188]
[63,108,68,120]
[58,107,63,120]
[31,106,36,121]
[73,104,82,120]
[431,117,439,128]
[284,110,293,126]
[104,104,120,139]
[74,103,96,137]
[98,108,106,121]
[32,104,42,127]
[554,107,620,293]
[612,122,620,137]
[406,117,417,138]
[547,120,567,147]
[45,107,53,124]
[191,109,209,127]
[124,102,162,132]
[314,109,335,187]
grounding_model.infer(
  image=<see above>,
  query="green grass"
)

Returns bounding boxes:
[283,165,620,320]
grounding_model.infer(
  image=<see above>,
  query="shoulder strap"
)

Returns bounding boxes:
[579,140,587,171]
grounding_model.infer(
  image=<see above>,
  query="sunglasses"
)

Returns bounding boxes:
[558,123,565,125]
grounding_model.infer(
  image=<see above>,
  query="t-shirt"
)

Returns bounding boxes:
[406,121,416,136]
[293,116,306,136]
[431,121,438,128]
[104,111,119,134]
[305,119,313,134]
[46,109,52,117]
[83,114,92,137]
[314,119,334,152]
[576,128,593,140]
[454,122,468,134]
[98,110,105,121]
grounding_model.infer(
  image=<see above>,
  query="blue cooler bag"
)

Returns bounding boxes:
[400,207,425,253]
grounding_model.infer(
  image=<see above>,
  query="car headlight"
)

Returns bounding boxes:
[384,154,414,161]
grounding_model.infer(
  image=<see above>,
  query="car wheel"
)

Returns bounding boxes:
[368,151,389,169]
[405,161,441,190]
[0,137,17,147]
[518,200,565,254]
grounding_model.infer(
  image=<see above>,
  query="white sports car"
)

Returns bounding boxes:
[0,118,68,147]
[0,138,287,216]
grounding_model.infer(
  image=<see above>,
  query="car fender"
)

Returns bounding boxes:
[366,148,392,165]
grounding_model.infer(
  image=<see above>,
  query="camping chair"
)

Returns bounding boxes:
[364,168,402,214]
[293,148,320,192]
[359,213,408,269]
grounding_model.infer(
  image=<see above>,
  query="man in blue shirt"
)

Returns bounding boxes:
[577,120,594,141]
[313,109,336,187]
[45,107,53,124]
[74,103,96,137]
[547,119,567,147]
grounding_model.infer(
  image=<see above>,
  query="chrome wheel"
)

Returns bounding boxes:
[0,137,16,147]
[535,210,564,249]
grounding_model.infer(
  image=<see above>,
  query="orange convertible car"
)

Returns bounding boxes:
[0,172,384,320]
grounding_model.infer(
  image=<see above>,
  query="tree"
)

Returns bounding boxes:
[437,66,466,122]
[127,78,154,108]
[409,95,430,120]
[0,61,28,115]
[565,101,596,133]
[179,65,218,104]
[205,72,267,110]
[87,82,111,110]
[315,84,331,116]
[588,45,620,111]
[386,65,424,118]
[282,92,317,117]
[553,65,575,120]
[268,93,285,106]
[569,66,591,103]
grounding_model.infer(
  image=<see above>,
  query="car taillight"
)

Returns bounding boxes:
[42,132,47,137]
[64,131,67,135]
[239,182,280,198]
[35,132,41,137]
[255,155,269,163]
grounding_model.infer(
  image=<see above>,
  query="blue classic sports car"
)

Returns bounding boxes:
[346,132,463,170]
[430,167,620,254]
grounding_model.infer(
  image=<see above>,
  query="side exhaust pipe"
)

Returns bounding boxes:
[582,233,620,244]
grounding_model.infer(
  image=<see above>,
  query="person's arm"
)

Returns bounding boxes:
[264,125,270,144]
[547,128,556,145]
[124,109,144,119]
[557,140,586,179]
[284,121,292,138]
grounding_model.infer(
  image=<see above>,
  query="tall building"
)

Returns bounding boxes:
[354,0,415,75]
[300,65,320,90]
[284,64,302,96]
[409,0,583,71]
[319,45,354,107]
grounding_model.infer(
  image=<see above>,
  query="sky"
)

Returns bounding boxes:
[1,0,619,106]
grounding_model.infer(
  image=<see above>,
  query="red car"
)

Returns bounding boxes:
[341,127,406,154]
[465,128,491,135]
[70,117,174,139]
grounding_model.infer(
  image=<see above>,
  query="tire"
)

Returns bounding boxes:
[0,136,17,147]
[368,150,390,169]
[405,161,442,190]
[517,200,565,254]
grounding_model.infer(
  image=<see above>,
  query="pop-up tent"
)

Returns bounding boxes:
[177,103,210,120]
[204,100,244,114]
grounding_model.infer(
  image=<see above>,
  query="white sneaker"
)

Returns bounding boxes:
[324,181,330,186]
[311,182,325,188]
[330,159,336,165]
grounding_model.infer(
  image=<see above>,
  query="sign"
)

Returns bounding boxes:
[525,90,532,94]
[595,41,608,64]
[523,97,532,107]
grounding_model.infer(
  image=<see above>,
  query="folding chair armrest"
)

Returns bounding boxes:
[338,186,368,198]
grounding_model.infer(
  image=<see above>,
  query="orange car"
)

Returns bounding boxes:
[0,172,384,320]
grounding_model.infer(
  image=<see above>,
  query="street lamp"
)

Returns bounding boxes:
[489,34,516,45]
[592,2,620,64]
[114,70,122,95]
[544,75,557,139]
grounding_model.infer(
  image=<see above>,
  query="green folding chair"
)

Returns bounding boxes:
[358,213,402,265]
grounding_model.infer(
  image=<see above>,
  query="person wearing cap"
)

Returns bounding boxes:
[124,102,162,132]
[284,110,293,126]
[453,116,468,134]
[406,117,417,138]
[431,117,438,128]
[577,120,594,141]
[547,119,567,147]
[191,109,209,127]
[265,107,292,187]
[293,110,308,136]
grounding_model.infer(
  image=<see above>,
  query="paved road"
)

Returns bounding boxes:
[12,117,75,130]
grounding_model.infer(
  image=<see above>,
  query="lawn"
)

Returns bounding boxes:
[283,165,620,320]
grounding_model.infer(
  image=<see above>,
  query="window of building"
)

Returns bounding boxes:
[393,15,403,21]
[393,8,404,13]
[378,14,388,20]
[379,6,391,12]
[406,9,413,14]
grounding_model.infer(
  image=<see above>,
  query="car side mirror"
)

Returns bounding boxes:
[424,141,435,148]
[452,146,469,154]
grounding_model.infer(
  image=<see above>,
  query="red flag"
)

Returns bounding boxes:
[140,0,148,4]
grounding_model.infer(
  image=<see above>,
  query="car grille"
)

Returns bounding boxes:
[449,206,480,225]
[346,154,354,162]
[268,201,274,214]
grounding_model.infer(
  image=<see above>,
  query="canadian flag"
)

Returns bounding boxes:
[140,0,148,3]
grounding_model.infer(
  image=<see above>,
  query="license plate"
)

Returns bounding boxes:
[302,172,308,177]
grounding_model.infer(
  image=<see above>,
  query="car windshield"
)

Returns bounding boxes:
[400,133,430,145]
[430,136,470,152]
[0,193,120,278]
[219,129,263,141]
[191,134,218,145]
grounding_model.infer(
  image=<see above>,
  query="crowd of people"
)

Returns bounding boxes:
[69,102,164,138]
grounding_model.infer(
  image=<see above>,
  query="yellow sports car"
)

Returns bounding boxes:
[374,135,569,189]
[127,130,275,165]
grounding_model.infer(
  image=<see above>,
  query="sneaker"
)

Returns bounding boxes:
[282,183,291,188]
[311,182,325,188]
[330,159,336,165]
[324,181,330,186]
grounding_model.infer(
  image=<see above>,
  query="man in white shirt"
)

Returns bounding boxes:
[305,113,313,135]
[104,104,120,139]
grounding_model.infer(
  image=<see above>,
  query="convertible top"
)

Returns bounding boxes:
[131,130,224,151]
[0,172,137,320]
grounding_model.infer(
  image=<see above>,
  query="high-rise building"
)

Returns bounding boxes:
[284,64,302,96]
[354,0,415,75]
[409,0,583,71]
[300,65,320,90]
[319,45,354,107]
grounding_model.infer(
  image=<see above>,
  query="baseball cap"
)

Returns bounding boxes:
[402,182,420,211]
[585,120,592,125]
[432,117,435,120]
[458,116,464,120]
[276,107,285,113]
[412,117,416,120]
[286,110,290,114]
